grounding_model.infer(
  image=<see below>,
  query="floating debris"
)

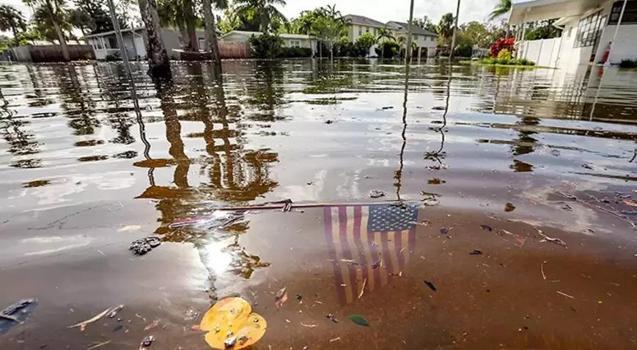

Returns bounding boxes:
[348,314,369,327]
[87,340,111,350]
[469,249,483,255]
[200,297,266,350]
[139,335,155,349]
[275,287,288,309]
[107,305,124,318]
[326,313,339,323]
[129,237,161,255]
[69,305,122,331]
[0,298,37,333]
[537,230,567,248]
[424,281,437,292]
[440,227,450,235]
[369,190,385,199]
[556,291,575,299]
[505,202,516,212]
[480,224,493,232]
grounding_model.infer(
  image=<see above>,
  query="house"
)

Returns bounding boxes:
[386,21,437,58]
[220,30,317,56]
[84,27,146,60]
[343,14,386,42]
[509,0,637,69]
[6,41,94,62]
[85,27,214,60]
[343,14,438,58]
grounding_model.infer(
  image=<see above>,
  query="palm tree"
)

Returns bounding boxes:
[376,27,394,60]
[23,0,70,60]
[138,0,171,77]
[489,0,511,20]
[234,0,287,33]
[202,0,227,70]
[0,5,27,43]
[310,5,346,63]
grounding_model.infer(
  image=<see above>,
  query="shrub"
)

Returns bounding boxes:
[279,47,312,58]
[249,33,283,58]
[375,40,400,59]
[490,37,515,58]
[355,32,376,56]
[497,48,512,61]
[619,59,637,68]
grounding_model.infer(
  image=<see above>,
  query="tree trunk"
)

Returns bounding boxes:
[202,0,221,69]
[330,41,333,63]
[137,0,171,78]
[45,0,70,61]
[183,0,199,51]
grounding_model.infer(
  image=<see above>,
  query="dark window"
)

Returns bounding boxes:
[574,11,606,47]
[609,0,637,24]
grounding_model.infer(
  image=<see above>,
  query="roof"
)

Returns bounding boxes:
[509,0,603,24]
[221,31,314,40]
[83,27,145,39]
[386,21,437,36]
[343,14,385,27]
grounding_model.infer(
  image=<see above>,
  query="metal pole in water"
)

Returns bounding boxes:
[606,0,628,66]
[106,0,134,82]
[404,0,415,65]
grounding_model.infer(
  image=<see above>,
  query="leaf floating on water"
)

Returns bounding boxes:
[480,224,493,232]
[275,287,288,309]
[424,280,437,292]
[200,297,267,350]
[369,190,385,199]
[440,227,450,235]
[348,314,369,327]
[505,202,516,212]
[469,249,483,255]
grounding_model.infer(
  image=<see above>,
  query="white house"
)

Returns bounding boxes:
[509,0,637,69]
[220,31,317,56]
[84,27,146,60]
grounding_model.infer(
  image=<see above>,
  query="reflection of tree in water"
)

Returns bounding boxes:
[243,61,286,121]
[51,65,100,136]
[0,87,42,168]
[136,64,279,236]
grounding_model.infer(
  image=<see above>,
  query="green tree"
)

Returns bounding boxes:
[73,0,117,34]
[489,0,511,20]
[0,5,27,43]
[310,4,346,62]
[437,12,455,48]
[356,32,375,54]
[248,32,283,58]
[375,27,394,60]
[23,0,70,60]
[413,16,436,33]
[234,0,287,32]
[461,21,491,48]
[67,8,92,35]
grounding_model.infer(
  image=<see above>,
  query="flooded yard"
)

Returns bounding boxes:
[1,59,636,349]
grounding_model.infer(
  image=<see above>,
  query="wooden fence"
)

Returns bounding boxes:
[9,45,94,62]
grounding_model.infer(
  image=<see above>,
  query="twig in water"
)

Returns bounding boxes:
[87,340,111,350]
[541,261,547,280]
[68,306,118,331]
[536,230,567,248]
[358,278,367,299]
[556,291,575,299]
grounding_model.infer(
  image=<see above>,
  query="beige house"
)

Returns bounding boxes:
[343,14,438,58]
[220,31,317,56]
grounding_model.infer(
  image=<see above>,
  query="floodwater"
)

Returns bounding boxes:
[1,59,636,349]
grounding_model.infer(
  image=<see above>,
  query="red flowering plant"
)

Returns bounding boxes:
[490,37,515,58]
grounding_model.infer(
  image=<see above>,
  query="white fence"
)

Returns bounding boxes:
[518,38,561,67]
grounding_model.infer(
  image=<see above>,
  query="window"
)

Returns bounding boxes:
[574,11,606,47]
[293,40,301,48]
[358,27,362,35]
[366,27,369,33]
[567,27,573,37]
[609,0,637,24]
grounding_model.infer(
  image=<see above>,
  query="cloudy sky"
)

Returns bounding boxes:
[1,0,503,36]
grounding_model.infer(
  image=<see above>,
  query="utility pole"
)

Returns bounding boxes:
[405,0,415,65]
[106,0,133,80]
[449,0,461,60]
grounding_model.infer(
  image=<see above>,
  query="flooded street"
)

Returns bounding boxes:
[1,59,637,349]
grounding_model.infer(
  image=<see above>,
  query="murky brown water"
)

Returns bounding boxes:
[1,60,636,349]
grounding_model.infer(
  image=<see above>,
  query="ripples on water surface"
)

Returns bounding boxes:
[1,61,635,229]
[1,60,637,348]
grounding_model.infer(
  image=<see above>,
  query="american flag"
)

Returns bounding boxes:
[323,203,418,305]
